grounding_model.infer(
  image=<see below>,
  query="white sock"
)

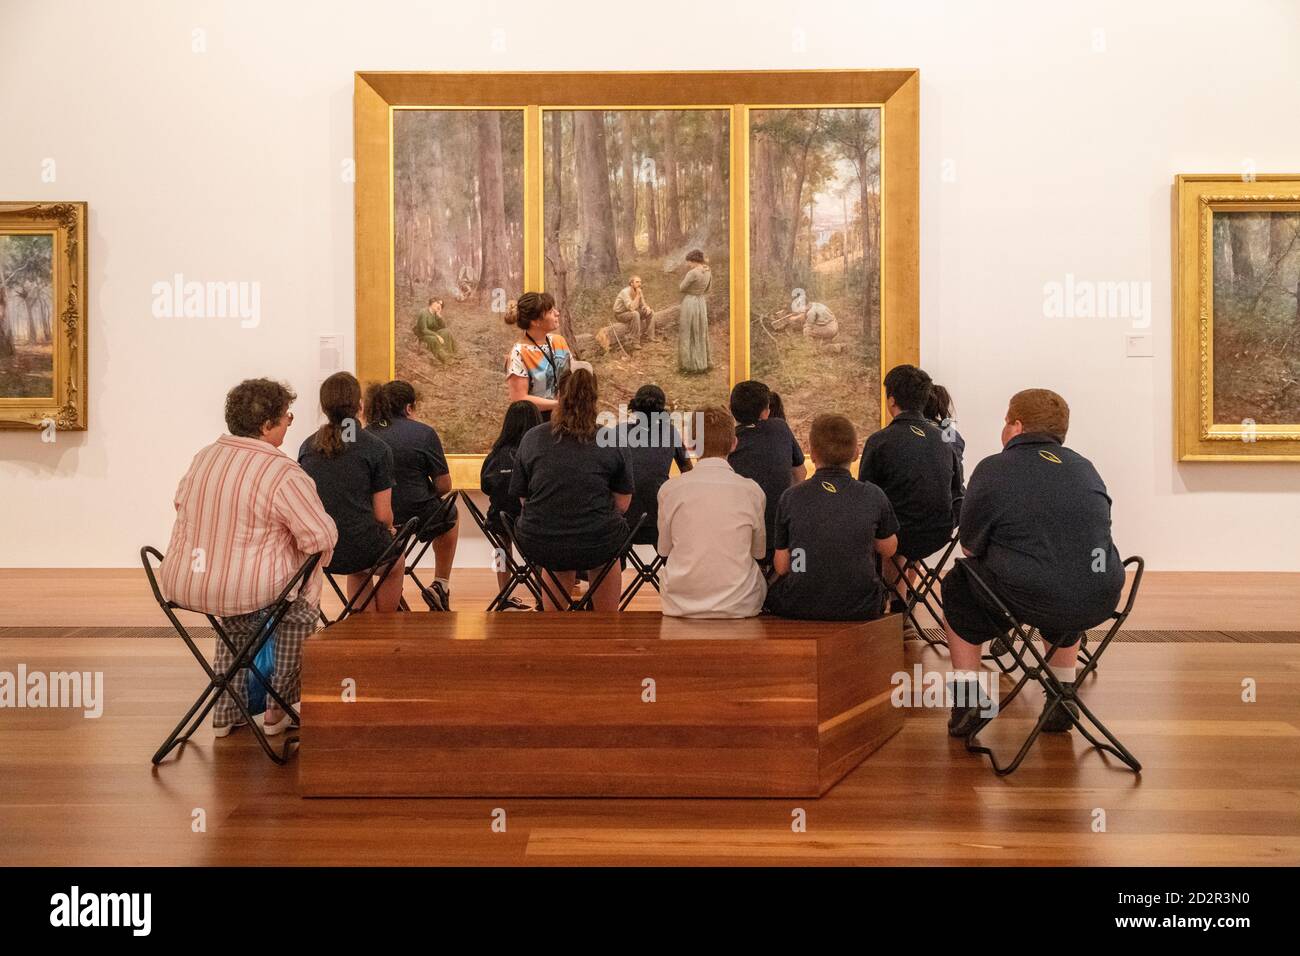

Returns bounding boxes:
[1049,663,1076,684]
[434,577,450,589]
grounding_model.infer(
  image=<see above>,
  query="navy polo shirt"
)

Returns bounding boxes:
[766,466,900,621]
[857,409,963,559]
[618,419,691,541]
[728,417,806,549]
[959,432,1124,626]
[366,416,449,529]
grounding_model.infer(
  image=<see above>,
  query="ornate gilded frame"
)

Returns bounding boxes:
[0,201,88,431]
[1175,174,1300,461]
[356,71,919,488]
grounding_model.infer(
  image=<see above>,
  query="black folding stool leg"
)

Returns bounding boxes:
[402,491,459,608]
[319,517,421,625]
[457,492,545,611]
[619,544,665,610]
[571,515,647,611]
[499,514,575,610]
[142,547,321,766]
[958,558,1144,776]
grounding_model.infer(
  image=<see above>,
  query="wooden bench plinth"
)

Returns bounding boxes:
[299,612,904,797]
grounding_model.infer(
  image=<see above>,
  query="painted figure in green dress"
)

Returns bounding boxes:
[678,249,711,374]
[414,298,457,364]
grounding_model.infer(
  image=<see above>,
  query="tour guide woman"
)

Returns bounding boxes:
[505,291,571,418]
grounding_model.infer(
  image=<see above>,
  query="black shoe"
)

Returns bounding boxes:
[421,581,450,611]
[988,636,1014,657]
[500,596,532,612]
[948,705,983,738]
[1039,693,1079,733]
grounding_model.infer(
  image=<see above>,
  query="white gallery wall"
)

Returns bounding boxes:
[1,0,1297,571]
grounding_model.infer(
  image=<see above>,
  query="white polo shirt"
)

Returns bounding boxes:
[656,457,767,619]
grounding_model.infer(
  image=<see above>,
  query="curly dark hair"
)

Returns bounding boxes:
[509,291,556,331]
[883,364,933,414]
[224,378,296,438]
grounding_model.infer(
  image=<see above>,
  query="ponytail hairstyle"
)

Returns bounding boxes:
[490,400,542,455]
[365,379,417,427]
[551,367,599,443]
[925,384,955,424]
[510,291,556,331]
[314,371,361,458]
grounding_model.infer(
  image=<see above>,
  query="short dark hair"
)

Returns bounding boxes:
[729,380,771,425]
[685,249,705,264]
[883,364,933,414]
[225,378,296,438]
[629,384,666,416]
[809,413,857,467]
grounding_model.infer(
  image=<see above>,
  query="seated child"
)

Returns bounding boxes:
[726,380,806,562]
[619,384,693,546]
[942,388,1125,737]
[766,414,899,621]
[657,405,767,619]
[298,372,403,613]
[858,364,963,628]
[365,380,458,610]
[480,400,542,610]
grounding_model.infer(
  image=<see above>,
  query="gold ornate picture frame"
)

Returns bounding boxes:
[356,71,919,487]
[1175,174,1300,461]
[0,201,87,431]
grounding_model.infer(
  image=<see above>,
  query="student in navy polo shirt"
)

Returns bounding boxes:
[364,380,460,610]
[727,380,806,563]
[618,384,693,548]
[858,365,963,635]
[942,388,1124,737]
[766,413,899,621]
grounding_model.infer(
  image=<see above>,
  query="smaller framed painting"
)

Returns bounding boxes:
[0,202,88,431]
[1175,175,1300,461]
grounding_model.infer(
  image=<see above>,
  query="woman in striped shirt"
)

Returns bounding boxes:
[159,379,337,738]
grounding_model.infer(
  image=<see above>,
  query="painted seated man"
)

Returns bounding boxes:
[942,388,1125,737]
[414,297,457,364]
[789,302,839,342]
[613,275,655,348]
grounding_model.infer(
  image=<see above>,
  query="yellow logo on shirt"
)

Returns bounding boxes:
[1039,450,1063,464]
[820,480,838,493]
[909,425,926,437]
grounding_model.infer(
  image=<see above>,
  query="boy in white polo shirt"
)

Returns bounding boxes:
[656,405,767,618]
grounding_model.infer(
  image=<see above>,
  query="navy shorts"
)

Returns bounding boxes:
[941,560,1083,647]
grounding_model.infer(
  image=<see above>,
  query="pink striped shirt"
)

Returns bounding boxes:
[159,435,338,615]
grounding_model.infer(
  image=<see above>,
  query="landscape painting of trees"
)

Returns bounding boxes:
[749,107,882,448]
[1212,210,1300,425]
[543,108,730,421]
[0,233,55,399]
[392,109,525,452]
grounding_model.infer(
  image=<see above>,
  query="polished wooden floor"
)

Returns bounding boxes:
[1,569,1298,866]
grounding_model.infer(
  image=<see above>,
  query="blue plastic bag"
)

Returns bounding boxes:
[245,627,276,715]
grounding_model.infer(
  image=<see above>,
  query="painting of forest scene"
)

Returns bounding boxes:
[749,107,881,448]
[392,109,525,452]
[1212,210,1300,425]
[0,233,55,399]
[543,108,730,421]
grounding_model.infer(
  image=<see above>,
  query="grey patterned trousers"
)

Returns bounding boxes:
[213,596,318,726]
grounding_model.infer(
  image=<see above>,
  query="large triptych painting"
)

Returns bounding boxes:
[543,108,731,423]
[356,72,919,486]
